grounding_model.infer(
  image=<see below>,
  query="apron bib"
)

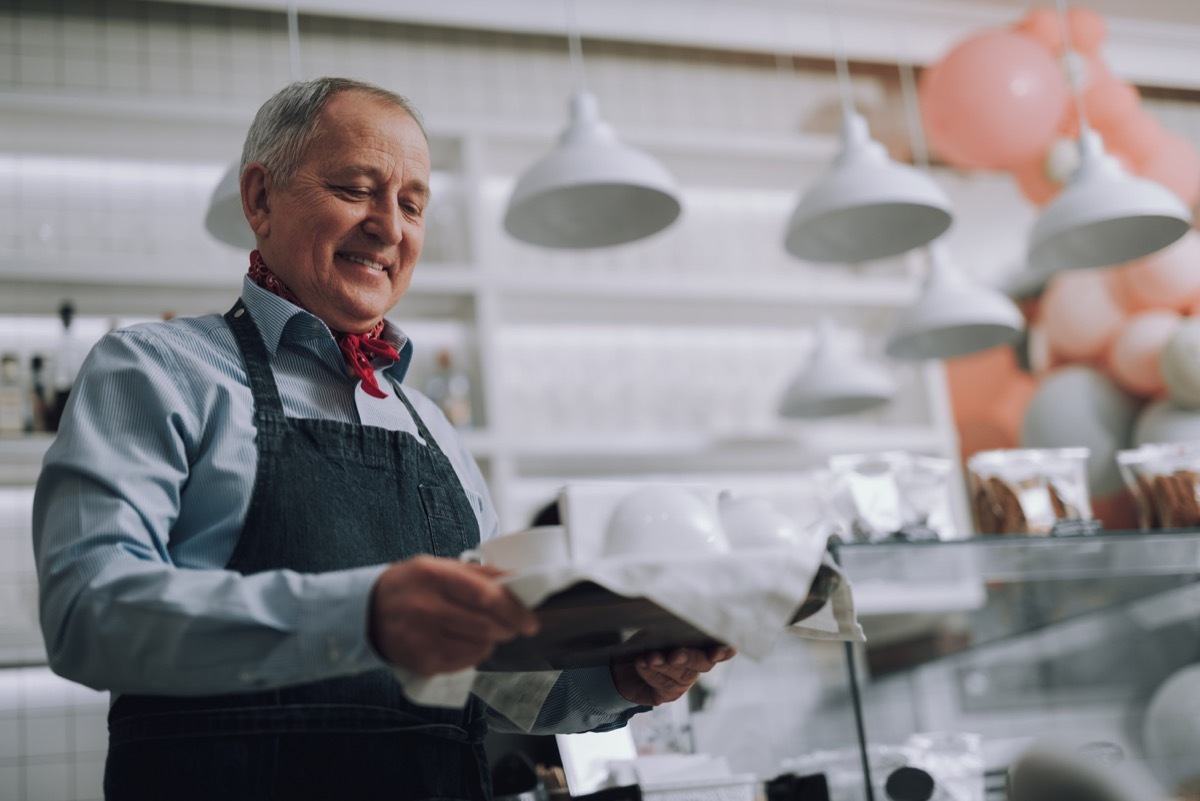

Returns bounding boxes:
[104,301,490,801]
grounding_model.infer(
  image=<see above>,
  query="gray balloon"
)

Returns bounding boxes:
[1020,366,1140,496]
[1134,398,1200,446]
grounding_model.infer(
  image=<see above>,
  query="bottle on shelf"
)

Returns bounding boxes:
[423,348,474,429]
[45,300,85,433]
[28,354,48,433]
[0,353,29,436]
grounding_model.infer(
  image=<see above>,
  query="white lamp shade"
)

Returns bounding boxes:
[504,91,681,249]
[204,161,256,250]
[1027,129,1192,274]
[886,244,1024,360]
[784,111,953,264]
[779,322,895,418]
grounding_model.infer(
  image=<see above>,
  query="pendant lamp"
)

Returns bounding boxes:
[204,161,256,249]
[884,30,1023,361]
[204,3,304,250]
[1025,0,1191,276]
[886,242,1024,360]
[503,90,682,249]
[783,0,951,264]
[502,0,681,249]
[779,319,895,419]
[1027,128,1191,274]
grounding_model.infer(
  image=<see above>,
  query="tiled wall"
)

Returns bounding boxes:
[0,484,107,801]
[0,668,107,801]
[0,489,42,664]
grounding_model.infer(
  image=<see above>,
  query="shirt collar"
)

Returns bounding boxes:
[239,275,414,382]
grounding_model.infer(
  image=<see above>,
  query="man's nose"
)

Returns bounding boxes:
[362,197,404,244]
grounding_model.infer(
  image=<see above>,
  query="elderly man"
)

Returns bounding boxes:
[32,77,732,801]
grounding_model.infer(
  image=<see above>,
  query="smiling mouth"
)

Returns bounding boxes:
[339,253,388,274]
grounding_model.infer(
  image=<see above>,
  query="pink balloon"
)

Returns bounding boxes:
[1139,131,1200,209]
[1067,6,1107,54]
[1014,7,1065,52]
[1101,111,1165,172]
[1040,267,1128,361]
[1108,310,1182,397]
[1012,151,1060,206]
[1087,78,1141,132]
[1073,57,1140,132]
[1111,230,1200,313]
[920,30,1069,170]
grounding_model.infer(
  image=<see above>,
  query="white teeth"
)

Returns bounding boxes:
[342,254,385,272]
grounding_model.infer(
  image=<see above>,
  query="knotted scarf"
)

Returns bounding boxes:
[248,251,399,399]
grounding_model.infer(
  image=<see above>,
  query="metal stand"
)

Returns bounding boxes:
[831,541,876,801]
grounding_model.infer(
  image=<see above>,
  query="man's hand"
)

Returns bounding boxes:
[610,644,736,707]
[368,555,539,676]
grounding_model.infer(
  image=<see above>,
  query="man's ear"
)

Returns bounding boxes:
[241,163,272,238]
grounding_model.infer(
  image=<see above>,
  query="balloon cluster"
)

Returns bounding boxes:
[919,5,1200,210]
[985,228,1200,513]
[927,6,1200,523]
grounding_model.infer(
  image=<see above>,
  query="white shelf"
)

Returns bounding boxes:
[487,271,920,310]
[0,435,53,487]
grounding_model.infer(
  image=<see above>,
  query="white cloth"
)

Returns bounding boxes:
[391,480,865,730]
[392,548,862,730]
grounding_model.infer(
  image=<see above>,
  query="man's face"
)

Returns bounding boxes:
[249,91,431,333]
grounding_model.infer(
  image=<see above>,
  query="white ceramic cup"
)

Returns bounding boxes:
[603,485,730,559]
[718,493,804,549]
[459,525,570,571]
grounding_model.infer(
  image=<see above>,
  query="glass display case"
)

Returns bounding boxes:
[808,531,1200,801]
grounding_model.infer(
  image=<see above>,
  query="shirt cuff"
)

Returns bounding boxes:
[294,563,391,678]
[570,665,640,712]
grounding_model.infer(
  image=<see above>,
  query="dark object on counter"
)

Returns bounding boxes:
[492,752,549,801]
[766,771,830,801]
[885,766,935,801]
[481,564,839,671]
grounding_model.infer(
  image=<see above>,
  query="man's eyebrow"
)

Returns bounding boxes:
[408,179,431,200]
[340,165,430,199]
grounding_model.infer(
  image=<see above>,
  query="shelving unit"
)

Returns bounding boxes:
[0,88,967,536]
[819,531,1200,794]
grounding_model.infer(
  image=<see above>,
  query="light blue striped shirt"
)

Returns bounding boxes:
[32,277,637,734]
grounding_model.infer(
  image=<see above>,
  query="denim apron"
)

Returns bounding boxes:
[104,301,491,801]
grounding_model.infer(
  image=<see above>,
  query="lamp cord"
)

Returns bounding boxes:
[895,20,931,173]
[564,0,588,93]
[774,8,796,82]
[1055,0,1091,136]
[287,2,301,82]
[826,0,857,120]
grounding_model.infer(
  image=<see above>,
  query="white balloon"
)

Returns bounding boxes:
[1160,317,1200,409]
[1144,664,1200,792]
[1133,398,1200,447]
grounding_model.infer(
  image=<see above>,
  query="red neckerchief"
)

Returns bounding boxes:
[248,251,399,399]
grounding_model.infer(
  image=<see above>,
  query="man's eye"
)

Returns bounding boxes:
[339,186,371,198]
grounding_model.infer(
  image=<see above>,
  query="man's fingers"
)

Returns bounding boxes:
[438,562,540,638]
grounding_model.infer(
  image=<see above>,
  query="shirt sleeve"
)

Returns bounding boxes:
[486,666,649,735]
[32,329,391,695]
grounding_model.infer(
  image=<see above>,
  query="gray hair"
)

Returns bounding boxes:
[240,77,426,187]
